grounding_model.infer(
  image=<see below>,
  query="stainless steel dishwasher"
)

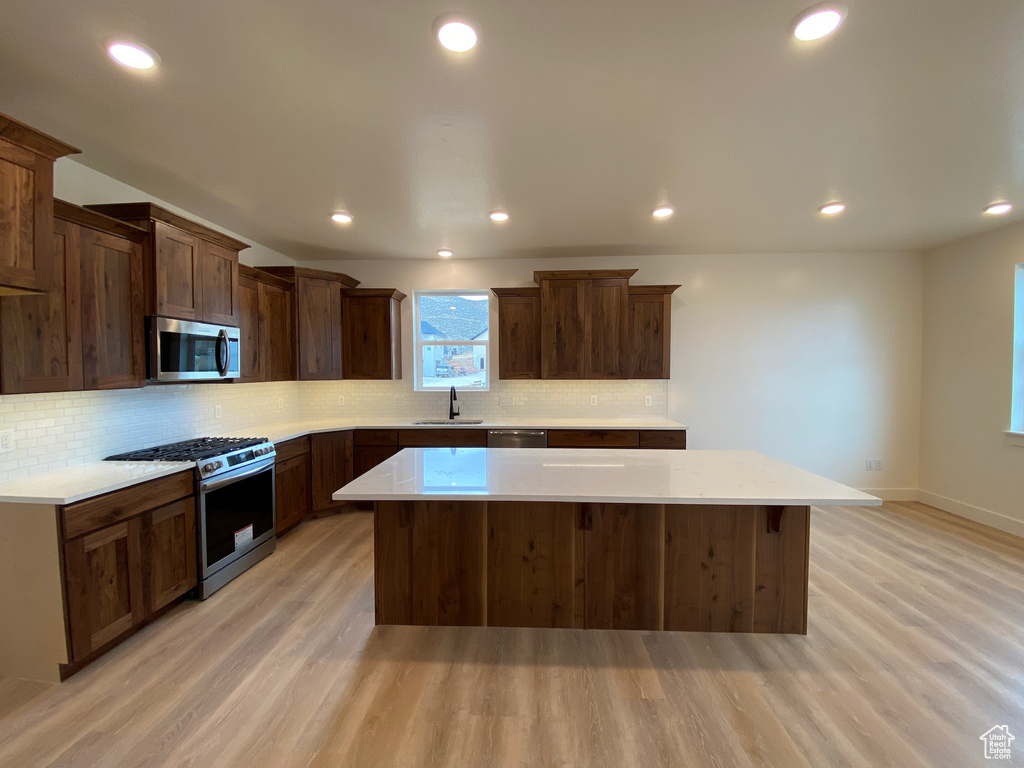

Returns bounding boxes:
[487,429,548,448]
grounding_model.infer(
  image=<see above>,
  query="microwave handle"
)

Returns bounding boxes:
[217,329,230,376]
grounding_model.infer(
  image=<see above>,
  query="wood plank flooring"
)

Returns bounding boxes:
[0,500,1022,767]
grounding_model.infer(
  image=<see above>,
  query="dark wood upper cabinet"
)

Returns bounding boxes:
[199,239,240,325]
[536,269,636,380]
[79,225,146,390]
[257,267,360,381]
[237,269,261,382]
[342,289,405,380]
[628,286,679,379]
[493,287,541,380]
[0,200,146,394]
[0,112,80,296]
[238,265,297,382]
[0,217,83,393]
[539,277,586,379]
[151,221,201,320]
[85,203,247,326]
[583,277,630,379]
[496,270,677,381]
[260,280,295,381]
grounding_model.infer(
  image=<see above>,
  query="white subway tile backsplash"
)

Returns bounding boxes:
[0,378,666,483]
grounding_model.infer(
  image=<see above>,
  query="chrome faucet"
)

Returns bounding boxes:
[449,386,460,421]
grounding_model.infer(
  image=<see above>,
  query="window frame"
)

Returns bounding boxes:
[1011,263,1024,434]
[411,289,491,392]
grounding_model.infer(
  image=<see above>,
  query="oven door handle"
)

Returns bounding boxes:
[200,457,275,493]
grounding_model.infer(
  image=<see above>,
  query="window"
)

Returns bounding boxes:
[412,290,490,391]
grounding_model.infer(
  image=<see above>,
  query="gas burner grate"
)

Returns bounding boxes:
[106,437,270,463]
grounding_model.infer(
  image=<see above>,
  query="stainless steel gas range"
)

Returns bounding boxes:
[107,437,276,598]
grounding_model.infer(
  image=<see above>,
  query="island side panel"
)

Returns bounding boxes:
[663,504,810,634]
[664,505,757,632]
[374,501,413,624]
[486,501,577,628]
[411,500,486,626]
[752,505,810,634]
[582,503,665,630]
[375,500,487,626]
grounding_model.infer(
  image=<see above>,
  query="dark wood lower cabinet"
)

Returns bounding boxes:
[63,517,145,662]
[143,498,197,614]
[60,472,195,670]
[276,452,312,534]
[311,431,354,512]
[354,445,400,478]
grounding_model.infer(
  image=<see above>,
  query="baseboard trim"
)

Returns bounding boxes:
[860,488,919,502]
[916,489,1024,539]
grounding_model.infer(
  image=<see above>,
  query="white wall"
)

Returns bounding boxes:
[53,159,298,268]
[920,221,1024,535]
[305,251,924,492]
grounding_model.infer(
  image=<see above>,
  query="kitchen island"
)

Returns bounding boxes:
[332,448,880,634]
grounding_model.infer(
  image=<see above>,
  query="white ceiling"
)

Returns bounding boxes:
[1,0,1023,260]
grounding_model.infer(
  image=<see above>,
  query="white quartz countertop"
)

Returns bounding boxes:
[233,417,688,445]
[0,417,686,505]
[0,461,194,506]
[331,448,881,506]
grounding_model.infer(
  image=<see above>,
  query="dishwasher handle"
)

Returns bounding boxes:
[487,429,548,448]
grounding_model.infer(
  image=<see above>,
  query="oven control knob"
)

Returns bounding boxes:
[203,463,215,473]
[215,460,224,469]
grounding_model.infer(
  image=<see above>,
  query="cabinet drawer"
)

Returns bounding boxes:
[62,471,194,540]
[274,435,310,463]
[354,429,399,446]
[398,429,487,448]
[638,430,687,449]
[546,430,639,448]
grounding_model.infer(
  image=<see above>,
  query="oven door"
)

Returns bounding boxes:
[148,316,241,382]
[198,457,276,581]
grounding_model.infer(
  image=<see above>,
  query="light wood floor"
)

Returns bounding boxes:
[1,501,1023,767]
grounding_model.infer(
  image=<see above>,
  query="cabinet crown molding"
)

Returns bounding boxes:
[0,113,80,159]
[533,268,638,283]
[84,203,250,253]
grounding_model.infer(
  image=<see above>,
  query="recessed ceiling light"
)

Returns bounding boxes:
[435,16,478,53]
[108,42,158,69]
[437,248,454,258]
[331,211,353,224]
[489,210,509,222]
[984,201,1013,216]
[819,201,846,215]
[652,206,675,219]
[793,3,848,42]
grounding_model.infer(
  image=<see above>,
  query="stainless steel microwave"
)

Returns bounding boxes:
[147,316,241,382]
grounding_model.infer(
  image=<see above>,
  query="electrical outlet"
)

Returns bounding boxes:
[276,397,284,411]
[590,395,598,407]
[498,394,513,407]
[214,405,223,419]
[644,396,653,407]
[865,459,873,471]
[874,458,883,471]
[338,395,345,406]
[0,430,13,453]
[394,394,406,406]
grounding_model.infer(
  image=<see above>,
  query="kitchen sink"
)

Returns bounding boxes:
[411,420,484,425]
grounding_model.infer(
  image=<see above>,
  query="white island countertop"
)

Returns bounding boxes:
[331,448,881,506]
